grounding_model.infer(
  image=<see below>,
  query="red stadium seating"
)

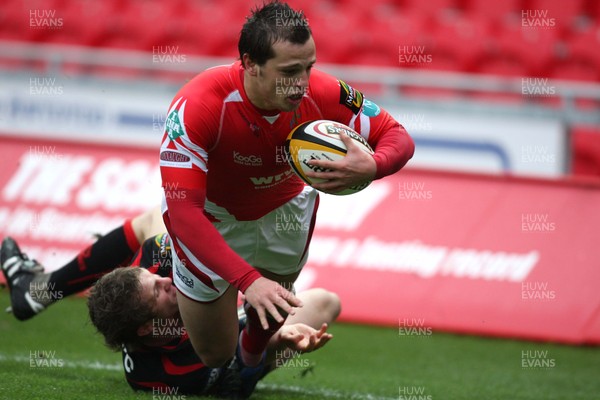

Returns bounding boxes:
[93,2,166,51]
[526,0,587,33]
[425,15,492,72]
[463,0,522,24]
[572,126,600,177]
[369,9,429,55]
[478,20,559,77]
[1,0,599,83]
[568,23,600,59]
[174,2,243,57]
[551,60,600,82]
[37,1,112,47]
[307,5,359,65]
[0,0,45,42]
[402,0,461,16]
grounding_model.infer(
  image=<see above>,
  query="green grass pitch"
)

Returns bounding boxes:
[0,291,599,400]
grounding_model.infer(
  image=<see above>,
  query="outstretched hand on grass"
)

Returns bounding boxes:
[277,323,333,353]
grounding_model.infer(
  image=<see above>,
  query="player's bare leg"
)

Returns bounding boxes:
[131,206,165,244]
[284,288,341,329]
[175,284,240,368]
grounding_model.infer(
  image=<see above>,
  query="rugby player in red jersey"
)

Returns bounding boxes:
[159,1,414,390]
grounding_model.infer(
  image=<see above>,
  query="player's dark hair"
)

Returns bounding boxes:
[239,0,311,66]
[87,267,155,351]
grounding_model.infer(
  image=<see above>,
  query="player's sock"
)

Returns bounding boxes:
[41,219,140,303]
[239,302,286,367]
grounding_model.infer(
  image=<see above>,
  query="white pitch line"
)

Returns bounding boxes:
[0,353,121,371]
[0,353,396,400]
[256,382,397,400]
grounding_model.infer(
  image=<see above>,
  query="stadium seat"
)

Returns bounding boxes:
[363,10,429,68]
[572,126,600,177]
[149,2,213,56]
[545,22,600,85]
[0,0,49,42]
[0,0,74,71]
[475,58,530,78]
[92,1,175,52]
[589,0,600,21]
[339,7,408,67]
[162,1,242,57]
[563,24,600,75]
[36,1,113,47]
[371,9,428,46]
[401,0,462,16]
[2,0,599,86]
[550,61,600,82]
[463,0,522,23]
[308,7,358,65]
[526,0,587,33]
[480,21,559,77]
[426,15,492,72]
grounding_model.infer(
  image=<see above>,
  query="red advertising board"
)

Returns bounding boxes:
[1,134,599,344]
[0,135,160,269]
[305,170,600,344]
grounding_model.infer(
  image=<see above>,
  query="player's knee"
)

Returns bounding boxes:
[188,334,236,368]
[131,209,154,244]
[131,206,163,244]
[325,290,342,321]
[196,349,235,368]
[313,288,342,322]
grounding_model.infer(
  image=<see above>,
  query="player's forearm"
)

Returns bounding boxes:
[372,122,415,179]
[164,187,262,292]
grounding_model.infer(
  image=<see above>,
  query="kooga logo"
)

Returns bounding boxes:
[233,151,262,166]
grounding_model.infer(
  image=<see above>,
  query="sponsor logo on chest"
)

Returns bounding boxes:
[250,169,295,187]
[233,150,263,167]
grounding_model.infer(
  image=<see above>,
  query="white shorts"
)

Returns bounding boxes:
[172,186,319,302]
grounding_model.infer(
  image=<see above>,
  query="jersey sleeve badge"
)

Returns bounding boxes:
[338,80,364,115]
[165,97,188,141]
[362,98,381,117]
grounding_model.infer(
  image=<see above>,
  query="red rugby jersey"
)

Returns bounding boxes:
[160,61,413,293]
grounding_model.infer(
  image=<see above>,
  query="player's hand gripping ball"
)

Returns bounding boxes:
[285,120,374,195]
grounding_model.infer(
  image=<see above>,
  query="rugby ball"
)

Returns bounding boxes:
[285,120,374,195]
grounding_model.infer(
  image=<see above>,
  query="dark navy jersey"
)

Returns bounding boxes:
[122,233,244,395]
